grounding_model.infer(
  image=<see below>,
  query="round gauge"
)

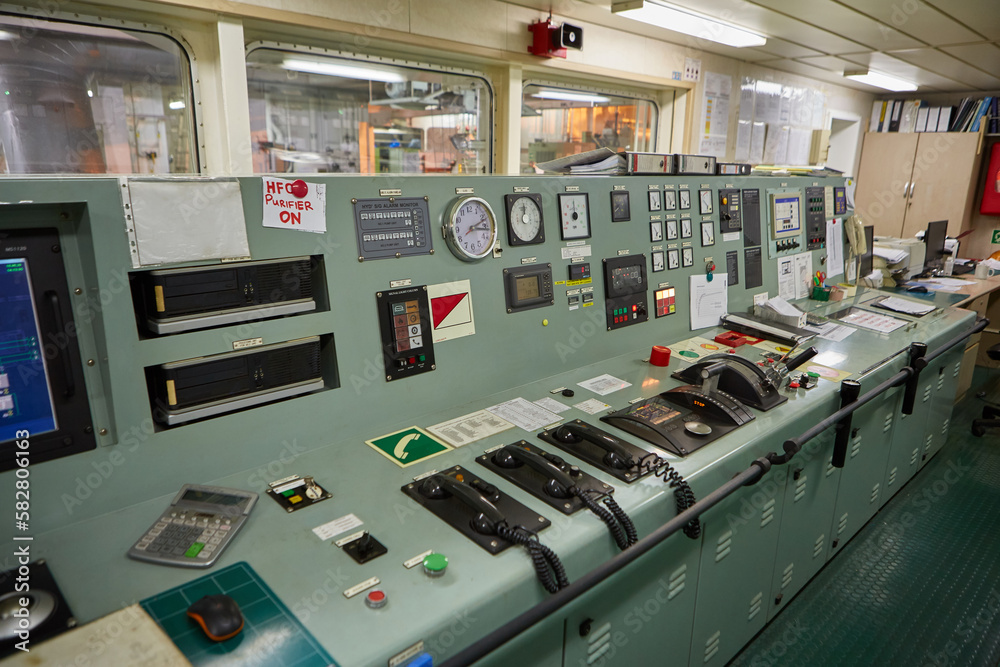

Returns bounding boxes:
[443,196,498,261]
[504,193,544,245]
[558,193,592,240]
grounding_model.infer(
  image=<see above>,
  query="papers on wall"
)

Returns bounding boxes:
[749,122,766,164]
[777,256,796,300]
[786,128,812,165]
[699,72,732,158]
[485,398,561,432]
[826,217,844,279]
[793,252,813,300]
[690,274,729,329]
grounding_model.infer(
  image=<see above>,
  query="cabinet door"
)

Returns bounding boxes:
[854,133,919,237]
[903,133,981,238]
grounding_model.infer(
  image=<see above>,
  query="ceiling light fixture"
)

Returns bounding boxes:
[844,69,917,92]
[281,58,405,83]
[168,100,186,110]
[531,90,610,104]
[611,0,766,48]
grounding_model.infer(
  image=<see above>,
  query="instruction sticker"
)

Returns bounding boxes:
[366,427,451,468]
[428,280,475,343]
[262,177,326,234]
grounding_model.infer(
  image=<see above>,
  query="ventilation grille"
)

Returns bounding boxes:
[942,418,950,436]
[826,458,836,477]
[256,261,313,298]
[748,592,763,621]
[780,563,794,590]
[924,433,933,454]
[704,631,721,663]
[668,564,687,601]
[851,438,862,459]
[586,621,613,665]
[715,530,733,563]
[837,512,848,535]
[870,482,880,504]
[794,475,807,502]
[954,361,962,378]
[923,386,932,403]
[888,467,897,488]
[883,414,894,432]
[760,499,776,528]
[938,375,946,391]
[910,448,920,466]
[813,534,825,558]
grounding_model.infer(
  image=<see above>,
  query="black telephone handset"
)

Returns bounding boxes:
[553,422,636,470]
[494,445,577,499]
[419,474,506,535]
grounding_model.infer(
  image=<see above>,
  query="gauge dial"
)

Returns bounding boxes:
[701,220,715,246]
[611,191,631,222]
[558,193,592,240]
[679,189,691,210]
[680,218,692,239]
[667,248,680,269]
[699,189,714,215]
[666,219,678,241]
[651,250,665,273]
[648,190,662,212]
[682,246,694,267]
[650,221,663,242]
[663,190,677,211]
[504,193,544,245]
[443,196,498,261]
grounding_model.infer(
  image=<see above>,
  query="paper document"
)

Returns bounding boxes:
[804,322,855,342]
[873,296,935,316]
[777,257,796,300]
[826,217,844,279]
[765,296,802,318]
[690,274,729,329]
[873,246,908,264]
[577,374,632,396]
[427,410,514,447]
[838,309,907,334]
[793,252,813,300]
[574,399,612,415]
[486,398,562,432]
[534,397,569,414]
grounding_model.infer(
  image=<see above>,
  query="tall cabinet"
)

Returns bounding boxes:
[854,132,982,238]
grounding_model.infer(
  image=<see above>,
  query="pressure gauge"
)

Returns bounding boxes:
[610,190,631,222]
[558,193,592,240]
[680,218,693,239]
[667,248,680,270]
[666,219,678,241]
[699,189,714,215]
[650,221,663,242]
[651,250,665,273]
[681,246,694,267]
[648,190,662,212]
[443,196,498,261]
[504,193,544,246]
[663,190,677,211]
[679,189,691,210]
[701,220,715,246]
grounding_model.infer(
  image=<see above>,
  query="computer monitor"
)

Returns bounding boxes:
[859,225,875,278]
[923,220,948,272]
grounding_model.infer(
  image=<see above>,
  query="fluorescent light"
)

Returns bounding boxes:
[281,58,405,83]
[168,100,186,110]
[87,89,93,98]
[612,0,766,48]
[532,90,610,104]
[0,30,19,41]
[844,70,917,92]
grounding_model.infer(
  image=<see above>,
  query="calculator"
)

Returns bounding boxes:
[127,484,258,568]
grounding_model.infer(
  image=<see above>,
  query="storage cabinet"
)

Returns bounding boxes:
[854,132,982,238]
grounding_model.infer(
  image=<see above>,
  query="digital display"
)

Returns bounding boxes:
[182,489,245,506]
[611,265,643,292]
[0,258,57,443]
[515,275,541,301]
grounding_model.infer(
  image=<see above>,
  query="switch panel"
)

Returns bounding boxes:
[805,186,826,250]
[603,254,648,330]
[376,286,435,381]
[569,263,591,282]
[742,189,761,247]
[718,188,742,233]
[834,186,847,215]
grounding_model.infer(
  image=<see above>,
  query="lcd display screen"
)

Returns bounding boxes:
[611,265,643,292]
[182,489,245,506]
[515,275,540,301]
[0,258,57,442]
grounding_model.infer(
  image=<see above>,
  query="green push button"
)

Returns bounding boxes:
[185,542,204,558]
[423,552,448,577]
[282,489,296,497]
[808,372,820,378]
[418,354,426,362]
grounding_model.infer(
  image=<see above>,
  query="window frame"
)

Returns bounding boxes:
[0,7,203,174]
[245,41,496,174]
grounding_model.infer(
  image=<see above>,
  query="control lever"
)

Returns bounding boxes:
[553,422,636,470]
[699,361,728,396]
[494,445,579,498]
[832,380,861,468]
[419,475,505,535]
[901,342,927,415]
[783,346,819,373]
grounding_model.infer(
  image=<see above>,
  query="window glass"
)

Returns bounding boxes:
[521,84,657,173]
[0,15,196,174]
[246,49,491,174]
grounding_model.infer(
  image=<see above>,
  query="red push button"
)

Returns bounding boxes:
[365,589,387,609]
[649,345,671,367]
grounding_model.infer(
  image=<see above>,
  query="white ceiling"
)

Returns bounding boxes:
[504,0,1000,93]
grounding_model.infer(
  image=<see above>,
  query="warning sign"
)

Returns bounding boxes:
[428,280,475,343]
[262,177,326,234]
[365,427,451,468]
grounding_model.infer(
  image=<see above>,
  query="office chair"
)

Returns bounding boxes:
[972,342,1000,436]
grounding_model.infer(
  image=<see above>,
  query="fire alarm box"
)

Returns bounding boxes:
[980,142,1000,216]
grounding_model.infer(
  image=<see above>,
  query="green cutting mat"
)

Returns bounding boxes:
[141,562,335,667]
[729,396,1000,666]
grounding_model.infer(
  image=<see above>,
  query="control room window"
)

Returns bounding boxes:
[246,49,491,174]
[0,15,197,174]
[521,84,657,173]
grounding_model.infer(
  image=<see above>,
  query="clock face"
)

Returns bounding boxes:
[444,196,498,261]
[666,219,678,241]
[611,191,631,222]
[682,247,694,267]
[650,221,663,242]
[652,250,665,273]
[699,189,714,215]
[663,190,677,211]
[679,190,691,210]
[701,220,715,246]
[504,193,544,245]
[558,193,592,240]
[667,248,679,269]
[680,218,692,239]
[648,190,662,212]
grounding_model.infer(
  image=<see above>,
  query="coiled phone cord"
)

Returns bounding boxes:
[572,488,631,551]
[639,454,702,539]
[602,494,638,547]
[495,523,569,594]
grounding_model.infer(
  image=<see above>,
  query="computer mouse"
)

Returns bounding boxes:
[907,285,929,293]
[187,594,244,642]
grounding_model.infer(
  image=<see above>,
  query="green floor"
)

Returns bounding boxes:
[729,380,1000,667]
